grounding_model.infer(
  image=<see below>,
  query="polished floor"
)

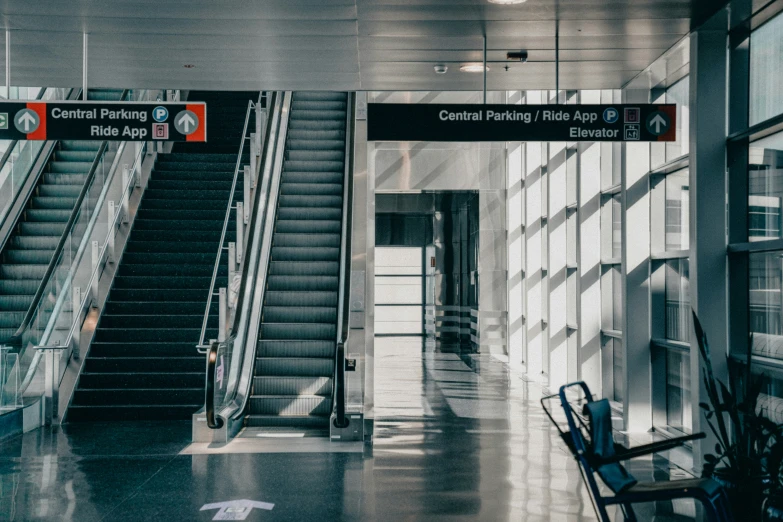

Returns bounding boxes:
[0,337,697,521]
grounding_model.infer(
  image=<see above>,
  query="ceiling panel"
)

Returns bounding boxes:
[0,0,729,91]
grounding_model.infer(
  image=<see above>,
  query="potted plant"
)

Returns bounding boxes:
[693,311,779,522]
[764,440,783,521]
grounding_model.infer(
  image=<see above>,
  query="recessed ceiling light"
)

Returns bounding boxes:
[460,63,490,73]
[183,64,196,69]
[434,64,448,74]
[487,0,527,4]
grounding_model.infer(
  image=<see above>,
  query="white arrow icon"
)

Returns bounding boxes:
[17,112,37,132]
[201,499,274,520]
[178,113,195,132]
[649,114,667,134]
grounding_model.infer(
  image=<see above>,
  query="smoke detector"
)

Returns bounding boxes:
[434,64,448,74]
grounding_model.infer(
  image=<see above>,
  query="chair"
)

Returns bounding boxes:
[541,381,735,522]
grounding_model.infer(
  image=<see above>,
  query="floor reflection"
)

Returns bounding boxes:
[0,337,696,521]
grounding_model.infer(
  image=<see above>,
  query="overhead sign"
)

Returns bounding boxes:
[201,499,274,520]
[367,103,676,142]
[0,101,206,142]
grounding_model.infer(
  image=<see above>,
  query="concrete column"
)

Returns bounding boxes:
[578,90,603,393]
[507,90,526,368]
[688,10,729,472]
[622,86,652,432]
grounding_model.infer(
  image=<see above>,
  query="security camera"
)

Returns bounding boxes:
[434,64,448,74]
[506,50,528,62]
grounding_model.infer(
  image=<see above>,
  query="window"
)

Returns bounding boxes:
[666,350,692,433]
[611,194,622,258]
[749,251,783,358]
[665,77,690,161]
[748,131,783,241]
[665,169,690,250]
[750,13,783,125]
[665,259,690,342]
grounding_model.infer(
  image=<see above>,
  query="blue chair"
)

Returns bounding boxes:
[541,381,735,522]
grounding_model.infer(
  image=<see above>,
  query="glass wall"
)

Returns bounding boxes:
[748,131,783,241]
[750,12,783,125]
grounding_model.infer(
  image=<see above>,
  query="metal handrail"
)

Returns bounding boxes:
[197,92,264,349]
[17,138,148,395]
[0,89,130,348]
[332,93,356,429]
[204,92,290,430]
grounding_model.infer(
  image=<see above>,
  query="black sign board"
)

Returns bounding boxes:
[0,101,206,141]
[367,103,676,142]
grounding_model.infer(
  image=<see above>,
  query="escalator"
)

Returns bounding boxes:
[0,89,124,342]
[246,92,349,429]
[67,91,256,421]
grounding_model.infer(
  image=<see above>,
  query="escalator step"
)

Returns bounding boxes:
[277,207,341,221]
[258,323,336,341]
[257,340,333,358]
[254,357,334,377]
[268,261,339,276]
[275,220,341,234]
[263,291,338,307]
[252,376,332,396]
[266,275,339,292]
[270,247,339,262]
[245,414,329,428]
[262,306,337,323]
[247,396,331,416]
[280,182,343,196]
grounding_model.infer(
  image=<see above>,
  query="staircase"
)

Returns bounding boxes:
[247,92,348,429]
[68,91,256,422]
[0,89,123,341]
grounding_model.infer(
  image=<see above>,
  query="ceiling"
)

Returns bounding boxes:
[0,0,728,92]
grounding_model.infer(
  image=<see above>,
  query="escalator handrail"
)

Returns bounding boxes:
[333,93,356,429]
[197,92,264,350]
[203,92,290,429]
[205,341,224,429]
[0,89,130,347]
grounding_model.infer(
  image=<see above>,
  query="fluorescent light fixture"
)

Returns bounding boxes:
[488,0,527,3]
[460,63,489,73]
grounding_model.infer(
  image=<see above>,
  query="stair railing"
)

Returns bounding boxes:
[197,92,266,353]
[332,93,357,430]
[0,89,168,420]
[203,92,291,432]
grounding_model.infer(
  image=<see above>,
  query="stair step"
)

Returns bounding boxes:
[93,327,202,343]
[67,404,201,422]
[98,314,211,329]
[72,388,204,406]
[84,357,204,373]
[77,372,204,389]
[88,342,203,358]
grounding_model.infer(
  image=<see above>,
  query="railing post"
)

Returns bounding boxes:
[250,133,257,182]
[91,241,100,301]
[228,242,236,309]
[236,203,244,264]
[256,102,263,150]
[121,164,130,223]
[107,201,116,262]
[243,165,251,224]
[43,347,63,426]
[218,288,227,343]
[72,286,81,359]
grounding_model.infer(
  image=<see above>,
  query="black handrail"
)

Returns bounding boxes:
[0,89,129,348]
[333,93,356,429]
[205,341,224,429]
